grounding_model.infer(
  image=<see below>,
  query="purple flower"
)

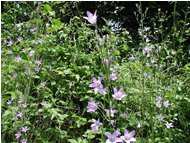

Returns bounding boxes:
[21,126,29,132]
[112,88,127,100]
[110,120,116,126]
[143,46,152,57]
[37,39,43,44]
[128,56,135,62]
[156,96,162,101]
[34,66,40,72]
[165,122,174,129]
[89,77,106,95]
[7,100,12,105]
[157,114,164,121]
[15,131,21,139]
[109,72,118,81]
[7,50,13,54]
[89,77,102,88]
[105,108,116,117]
[120,112,127,118]
[97,87,107,95]
[22,48,27,53]
[144,72,151,79]
[13,73,18,78]
[105,130,122,143]
[20,139,27,143]
[16,55,22,63]
[87,100,98,113]
[120,129,137,143]
[22,103,27,108]
[163,100,170,108]
[146,62,150,67]
[30,27,38,32]
[83,10,98,25]
[7,40,13,46]
[156,101,162,108]
[16,111,23,118]
[28,51,34,56]
[104,58,109,67]
[91,119,102,132]
[35,59,42,66]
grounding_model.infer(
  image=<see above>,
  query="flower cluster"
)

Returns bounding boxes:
[15,126,29,143]
[105,129,137,143]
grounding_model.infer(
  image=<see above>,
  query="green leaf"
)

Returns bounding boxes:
[68,139,78,143]
[44,4,52,13]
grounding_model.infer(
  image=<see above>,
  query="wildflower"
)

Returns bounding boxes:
[156,101,162,108]
[109,72,118,81]
[143,46,152,57]
[22,103,27,108]
[120,112,127,118]
[89,77,106,95]
[20,139,27,143]
[163,100,170,108]
[15,131,21,139]
[156,96,162,102]
[110,120,116,126]
[104,58,109,67]
[21,126,29,132]
[112,88,127,100]
[165,122,174,129]
[7,100,12,105]
[157,114,164,121]
[30,27,38,32]
[89,77,102,89]
[105,108,116,117]
[16,55,22,63]
[146,62,150,67]
[22,48,27,53]
[18,99,23,104]
[16,111,23,118]
[83,10,98,25]
[87,100,98,113]
[97,87,107,95]
[34,66,40,72]
[7,40,13,46]
[128,56,135,62]
[144,72,151,79]
[91,119,102,132]
[41,82,46,87]
[28,51,34,56]
[13,73,18,78]
[35,59,42,66]
[120,129,137,143]
[105,130,122,143]
[137,123,141,128]
[7,50,13,54]
[40,100,46,106]
[37,39,43,44]
[17,37,23,42]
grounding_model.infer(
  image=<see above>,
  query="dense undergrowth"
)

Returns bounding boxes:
[1,1,190,143]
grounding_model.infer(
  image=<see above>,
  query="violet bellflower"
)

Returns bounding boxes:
[15,131,21,139]
[91,119,102,132]
[120,129,137,143]
[83,10,98,25]
[105,130,122,143]
[89,77,107,95]
[105,108,116,117]
[87,99,98,113]
[20,139,27,143]
[21,126,29,132]
[165,122,174,129]
[112,88,127,100]
[109,72,118,81]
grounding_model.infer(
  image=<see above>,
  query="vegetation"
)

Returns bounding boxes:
[1,1,190,143]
